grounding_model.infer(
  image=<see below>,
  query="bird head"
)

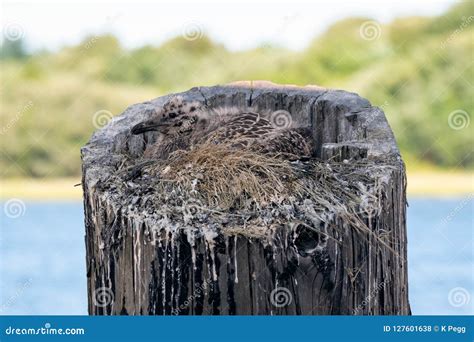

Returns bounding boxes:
[131,96,206,136]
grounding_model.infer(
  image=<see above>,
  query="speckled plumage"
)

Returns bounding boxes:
[200,112,311,156]
[131,96,312,159]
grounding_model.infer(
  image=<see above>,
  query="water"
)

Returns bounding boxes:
[406,196,473,315]
[0,197,472,315]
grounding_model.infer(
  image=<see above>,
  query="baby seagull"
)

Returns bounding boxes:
[131,96,312,160]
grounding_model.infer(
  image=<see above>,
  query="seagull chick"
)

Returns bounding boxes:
[131,96,312,159]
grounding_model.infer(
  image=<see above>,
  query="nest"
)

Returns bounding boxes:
[99,140,400,254]
[152,143,307,209]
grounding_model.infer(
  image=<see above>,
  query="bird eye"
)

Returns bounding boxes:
[169,112,177,118]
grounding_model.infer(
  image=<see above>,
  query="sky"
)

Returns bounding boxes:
[1,0,459,52]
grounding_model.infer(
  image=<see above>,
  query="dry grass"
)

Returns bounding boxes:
[149,142,307,209]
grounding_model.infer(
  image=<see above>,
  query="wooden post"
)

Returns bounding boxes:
[82,81,410,315]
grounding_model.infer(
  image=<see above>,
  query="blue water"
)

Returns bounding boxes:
[406,197,473,315]
[0,198,472,315]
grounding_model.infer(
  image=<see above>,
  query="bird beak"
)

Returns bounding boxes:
[131,119,169,134]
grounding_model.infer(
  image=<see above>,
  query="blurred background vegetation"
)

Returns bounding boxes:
[0,2,472,178]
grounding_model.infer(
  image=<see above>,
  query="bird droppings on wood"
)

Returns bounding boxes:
[82,81,410,315]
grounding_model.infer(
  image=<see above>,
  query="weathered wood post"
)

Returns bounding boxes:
[82,81,410,315]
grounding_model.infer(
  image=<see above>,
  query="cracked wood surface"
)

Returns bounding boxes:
[82,82,410,315]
